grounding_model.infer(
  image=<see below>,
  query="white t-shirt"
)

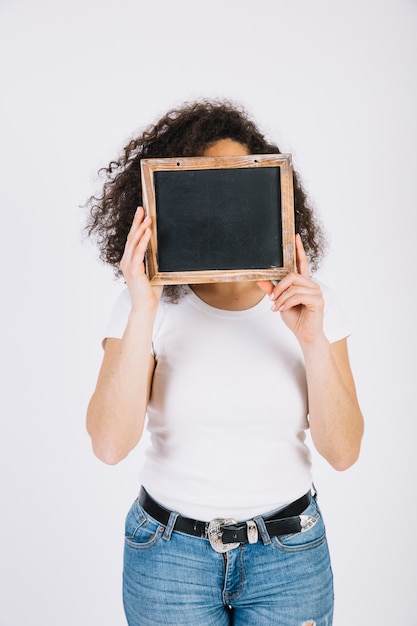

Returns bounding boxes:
[105,282,351,521]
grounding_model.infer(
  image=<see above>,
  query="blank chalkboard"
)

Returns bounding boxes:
[140,154,295,284]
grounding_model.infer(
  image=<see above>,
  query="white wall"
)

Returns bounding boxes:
[1,0,415,624]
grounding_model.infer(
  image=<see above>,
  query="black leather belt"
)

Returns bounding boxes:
[139,487,314,553]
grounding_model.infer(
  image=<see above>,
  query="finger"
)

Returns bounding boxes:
[132,226,152,262]
[120,225,152,280]
[272,285,323,312]
[128,207,148,239]
[133,205,144,220]
[268,271,308,301]
[121,212,152,274]
[124,213,152,256]
[295,233,310,278]
[126,206,145,236]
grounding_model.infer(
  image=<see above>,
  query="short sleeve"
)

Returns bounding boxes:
[319,281,352,343]
[104,288,132,341]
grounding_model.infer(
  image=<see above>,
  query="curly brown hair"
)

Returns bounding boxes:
[85,98,326,293]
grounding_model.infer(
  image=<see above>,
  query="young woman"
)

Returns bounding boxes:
[85,99,364,625]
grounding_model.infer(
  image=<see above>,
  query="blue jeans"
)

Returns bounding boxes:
[123,493,334,625]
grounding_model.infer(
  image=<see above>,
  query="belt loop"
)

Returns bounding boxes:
[254,515,271,546]
[163,511,179,541]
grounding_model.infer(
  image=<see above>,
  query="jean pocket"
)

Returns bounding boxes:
[124,498,164,551]
[270,496,327,553]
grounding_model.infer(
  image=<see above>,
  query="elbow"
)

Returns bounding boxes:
[86,412,143,466]
[330,454,359,472]
[91,441,128,465]
[314,412,364,472]
[86,380,149,464]
[89,431,140,465]
[326,442,362,472]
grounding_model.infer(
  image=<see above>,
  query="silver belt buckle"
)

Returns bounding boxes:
[208,518,239,553]
[300,515,317,532]
[246,519,259,544]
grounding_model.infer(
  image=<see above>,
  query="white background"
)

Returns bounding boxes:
[1,0,416,624]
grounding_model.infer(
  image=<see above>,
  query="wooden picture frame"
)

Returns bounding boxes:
[140,153,295,285]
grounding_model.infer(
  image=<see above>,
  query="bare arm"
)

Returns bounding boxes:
[301,336,363,470]
[258,234,364,470]
[86,207,162,464]
[86,326,156,465]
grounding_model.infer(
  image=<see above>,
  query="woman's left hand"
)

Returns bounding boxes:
[257,234,324,345]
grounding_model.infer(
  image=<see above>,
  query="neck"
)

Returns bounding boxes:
[190,282,264,311]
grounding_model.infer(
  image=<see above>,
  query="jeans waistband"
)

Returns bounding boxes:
[139,487,314,553]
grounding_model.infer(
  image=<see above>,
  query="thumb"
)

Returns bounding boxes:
[257,280,275,296]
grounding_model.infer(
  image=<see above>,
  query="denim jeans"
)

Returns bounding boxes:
[123,493,334,625]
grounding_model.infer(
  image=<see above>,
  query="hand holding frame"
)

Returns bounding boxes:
[257,234,325,346]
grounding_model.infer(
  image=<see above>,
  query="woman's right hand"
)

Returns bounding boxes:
[87,206,161,465]
[120,206,163,312]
